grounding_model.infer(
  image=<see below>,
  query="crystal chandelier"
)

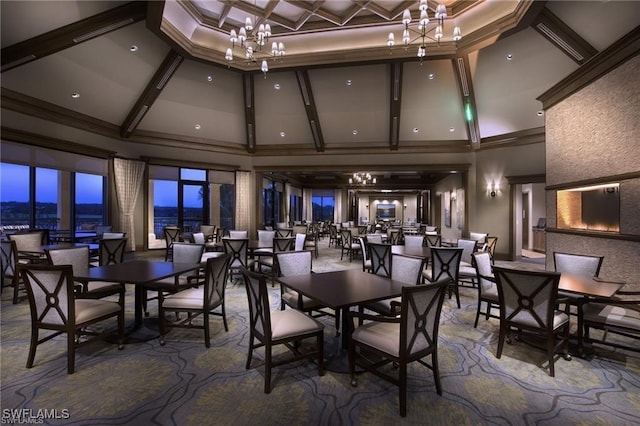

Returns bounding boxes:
[349,172,376,185]
[386,0,461,61]
[225,14,285,76]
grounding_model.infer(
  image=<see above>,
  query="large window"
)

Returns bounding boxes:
[312,195,334,221]
[35,168,59,230]
[1,163,30,228]
[75,172,105,231]
[290,194,302,222]
[262,181,283,228]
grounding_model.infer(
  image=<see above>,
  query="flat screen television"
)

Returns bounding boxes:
[376,203,396,219]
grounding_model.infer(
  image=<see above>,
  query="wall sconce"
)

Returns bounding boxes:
[451,192,457,202]
[403,204,407,209]
[490,189,496,197]
[488,182,498,198]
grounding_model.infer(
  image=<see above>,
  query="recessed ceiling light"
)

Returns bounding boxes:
[346,80,353,86]
[506,54,513,60]
[207,75,213,82]
[71,93,80,99]
[195,124,201,130]
[280,131,286,137]
[428,73,435,80]
[537,110,544,116]
[274,83,281,90]
[352,130,358,135]
[130,45,138,52]
[413,128,419,133]
[449,127,455,132]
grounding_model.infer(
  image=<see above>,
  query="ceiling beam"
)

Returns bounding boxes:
[531,7,598,65]
[1,1,147,73]
[243,74,257,153]
[295,70,325,152]
[389,62,403,151]
[120,50,184,138]
[452,56,480,146]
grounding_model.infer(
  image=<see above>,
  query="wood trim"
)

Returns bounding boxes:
[545,172,640,191]
[295,70,325,152]
[546,227,640,243]
[537,26,640,110]
[478,127,545,150]
[453,56,480,146]
[389,63,402,150]
[243,74,256,153]
[1,127,116,159]
[254,163,471,173]
[141,156,239,171]
[506,174,546,185]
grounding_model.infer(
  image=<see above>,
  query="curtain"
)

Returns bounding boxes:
[303,188,313,222]
[113,158,146,251]
[235,171,251,231]
[334,189,343,224]
[284,182,291,223]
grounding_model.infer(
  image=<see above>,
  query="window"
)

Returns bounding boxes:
[152,180,178,236]
[0,163,30,229]
[35,168,59,230]
[312,195,334,222]
[290,194,302,222]
[75,172,105,231]
[262,180,283,228]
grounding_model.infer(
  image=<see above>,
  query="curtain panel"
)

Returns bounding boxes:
[302,188,313,223]
[235,171,251,231]
[113,158,146,251]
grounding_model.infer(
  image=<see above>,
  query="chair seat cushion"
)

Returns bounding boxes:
[459,261,472,268]
[270,309,324,339]
[363,260,372,269]
[482,286,499,301]
[259,257,274,267]
[282,289,322,310]
[511,310,569,329]
[583,303,640,330]
[75,299,121,323]
[459,265,477,278]
[352,321,400,357]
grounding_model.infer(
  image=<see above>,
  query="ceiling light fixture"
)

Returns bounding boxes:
[225,6,285,77]
[349,172,376,185]
[387,0,461,63]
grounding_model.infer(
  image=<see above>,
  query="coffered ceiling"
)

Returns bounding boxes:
[1,1,638,188]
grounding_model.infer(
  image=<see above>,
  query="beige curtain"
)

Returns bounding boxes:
[113,158,146,251]
[235,171,251,231]
[284,182,292,223]
[334,189,343,224]
[303,188,313,222]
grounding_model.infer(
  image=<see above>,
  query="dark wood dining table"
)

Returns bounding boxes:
[74,260,201,343]
[391,245,431,259]
[19,242,99,255]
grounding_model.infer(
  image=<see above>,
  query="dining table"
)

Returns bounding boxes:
[73,260,202,343]
[391,245,431,259]
[277,268,408,372]
[19,242,99,255]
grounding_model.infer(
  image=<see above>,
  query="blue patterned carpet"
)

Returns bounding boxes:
[2,242,639,425]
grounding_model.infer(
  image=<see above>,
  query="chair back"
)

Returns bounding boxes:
[241,267,272,340]
[365,234,383,244]
[391,254,424,285]
[192,232,206,244]
[200,225,216,241]
[46,246,90,274]
[275,222,288,230]
[163,227,181,244]
[223,239,250,268]
[472,251,495,295]
[294,233,306,251]
[484,236,498,262]
[171,242,205,264]
[229,230,248,239]
[204,254,232,308]
[400,279,448,357]
[292,225,308,235]
[276,228,293,238]
[457,238,477,264]
[1,240,18,279]
[19,264,76,328]
[273,237,294,253]
[8,232,42,253]
[425,234,441,248]
[95,225,112,237]
[429,247,463,283]
[257,230,276,246]
[469,232,488,244]
[553,252,603,277]
[357,225,368,236]
[98,238,127,265]
[102,232,125,239]
[387,229,401,245]
[369,243,392,277]
[276,250,312,276]
[404,235,425,247]
[493,267,561,330]
[359,237,369,263]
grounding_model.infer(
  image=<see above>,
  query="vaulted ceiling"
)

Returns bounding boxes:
[1,1,638,188]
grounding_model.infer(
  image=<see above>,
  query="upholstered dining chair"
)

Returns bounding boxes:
[241,267,324,394]
[254,230,276,257]
[158,254,232,347]
[101,232,126,239]
[222,238,255,282]
[18,264,124,374]
[348,278,449,417]
[277,250,340,335]
[92,237,127,267]
[554,251,605,314]
[276,228,293,238]
[457,238,479,288]
[339,229,360,262]
[368,243,392,277]
[8,231,47,264]
[483,236,498,264]
[258,237,294,285]
[163,226,181,261]
[403,235,425,247]
[1,239,25,304]
[493,266,571,377]
[359,237,372,273]
[425,234,441,249]
[472,251,499,328]
[365,234,383,244]
[422,247,463,308]
[294,233,306,251]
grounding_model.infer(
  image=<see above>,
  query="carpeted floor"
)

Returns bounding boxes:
[2,240,639,425]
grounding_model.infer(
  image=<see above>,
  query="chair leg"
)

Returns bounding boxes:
[547,332,556,377]
[26,327,38,369]
[204,313,211,348]
[264,343,272,394]
[399,362,407,417]
[222,304,229,332]
[317,331,324,376]
[245,335,254,370]
[474,299,481,328]
[432,350,442,395]
[334,310,340,337]
[496,324,506,359]
[67,332,75,374]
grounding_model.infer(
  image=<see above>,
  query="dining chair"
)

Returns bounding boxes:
[422,247,463,308]
[276,228,293,238]
[348,278,449,417]
[292,225,308,235]
[339,229,360,262]
[241,267,324,394]
[358,237,372,273]
[387,228,401,245]
[143,242,204,316]
[199,224,217,242]
[294,233,306,251]
[8,231,47,264]
[328,224,340,248]
[554,251,605,314]
[1,239,26,304]
[159,254,232,347]
[403,235,425,248]
[18,264,124,374]
[365,234,383,244]
[163,226,181,261]
[228,230,248,239]
[368,243,392,277]
[101,232,126,239]
[254,230,276,256]
[472,251,499,328]
[484,236,498,264]
[277,250,340,335]
[258,237,294,285]
[46,246,126,307]
[363,254,425,316]
[304,229,319,258]
[457,238,479,288]
[222,238,255,282]
[92,237,127,267]
[424,234,441,249]
[493,266,571,377]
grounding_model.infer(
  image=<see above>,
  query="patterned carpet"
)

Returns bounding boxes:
[2,241,639,425]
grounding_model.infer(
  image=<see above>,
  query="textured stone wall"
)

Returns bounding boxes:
[545,55,640,289]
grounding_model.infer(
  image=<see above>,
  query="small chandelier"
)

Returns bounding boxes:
[225,15,285,76]
[386,0,461,62]
[349,172,376,185]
